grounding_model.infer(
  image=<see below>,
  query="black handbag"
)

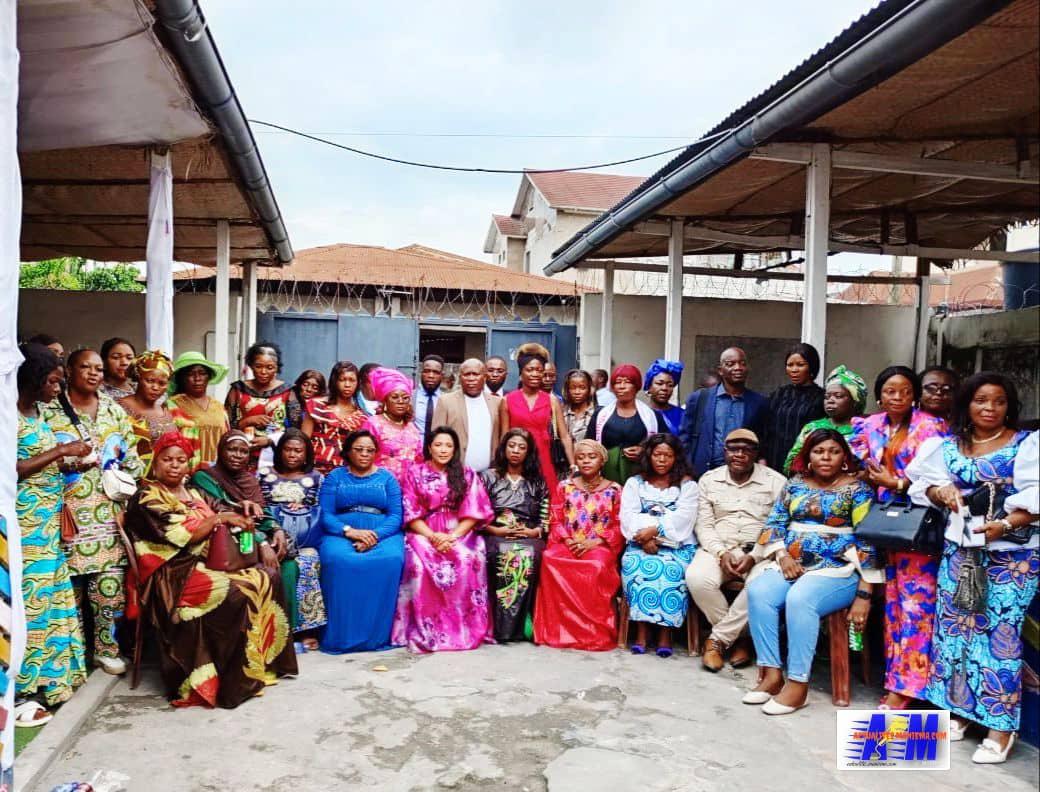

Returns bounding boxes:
[854,495,947,555]
[547,410,570,479]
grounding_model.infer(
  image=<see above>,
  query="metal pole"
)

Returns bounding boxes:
[913,275,931,369]
[599,261,614,372]
[801,143,831,382]
[215,219,231,399]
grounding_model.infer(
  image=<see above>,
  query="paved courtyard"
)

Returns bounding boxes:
[33,644,1039,791]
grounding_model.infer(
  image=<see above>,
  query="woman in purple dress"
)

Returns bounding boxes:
[391,426,494,653]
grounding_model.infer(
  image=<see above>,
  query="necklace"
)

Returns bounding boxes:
[578,475,603,491]
[506,472,523,489]
[971,428,1006,444]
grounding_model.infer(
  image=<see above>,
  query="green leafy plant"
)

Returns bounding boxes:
[19,257,143,292]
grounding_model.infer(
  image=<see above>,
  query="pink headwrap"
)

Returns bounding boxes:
[369,367,414,402]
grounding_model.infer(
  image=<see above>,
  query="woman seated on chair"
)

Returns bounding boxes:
[123,431,297,708]
[742,428,879,715]
[534,439,623,651]
[620,433,698,658]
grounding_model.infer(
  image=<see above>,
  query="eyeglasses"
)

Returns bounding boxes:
[351,446,377,455]
[923,384,954,395]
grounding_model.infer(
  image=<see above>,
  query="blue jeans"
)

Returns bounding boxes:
[747,568,859,683]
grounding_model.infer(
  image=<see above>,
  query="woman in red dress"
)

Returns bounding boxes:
[301,361,366,474]
[534,439,624,651]
[499,343,574,502]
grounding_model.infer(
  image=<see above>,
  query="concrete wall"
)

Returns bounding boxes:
[579,293,919,400]
[19,289,220,357]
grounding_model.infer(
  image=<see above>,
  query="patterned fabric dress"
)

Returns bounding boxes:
[121,403,178,474]
[260,471,327,633]
[42,393,143,660]
[15,413,88,705]
[534,480,624,651]
[850,408,947,698]
[168,394,229,473]
[224,381,302,468]
[620,477,699,628]
[907,431,1039,732]
[364,414,423,482]
[123,482,297,708]
[305,397,367,474]
[480,470,549,642]
[391,462,494,653]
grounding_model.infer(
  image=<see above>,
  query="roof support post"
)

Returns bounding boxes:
[214,219,231,399]
[145,149,174,354]
[243,261,258,353]
[664,219,685,369]
[801,143,830,382]
[913,275,931,369]
[599,261,614,373]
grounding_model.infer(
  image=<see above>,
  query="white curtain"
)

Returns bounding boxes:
[0,0,25,783]
[145,149,174,354]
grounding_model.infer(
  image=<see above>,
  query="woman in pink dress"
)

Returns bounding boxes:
[499,343,574,504]
[363,367,423,481]
[391,427,494,652]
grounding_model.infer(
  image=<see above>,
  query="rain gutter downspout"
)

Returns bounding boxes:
[543,0,1012,275]
[155,0,293,265]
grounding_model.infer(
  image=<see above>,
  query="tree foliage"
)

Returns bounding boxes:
[19,257,144,292]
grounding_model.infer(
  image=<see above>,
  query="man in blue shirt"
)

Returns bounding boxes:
[679,347,769,478]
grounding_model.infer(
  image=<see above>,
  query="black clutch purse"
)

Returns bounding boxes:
[548,413,570,479]
[854,496,947,555]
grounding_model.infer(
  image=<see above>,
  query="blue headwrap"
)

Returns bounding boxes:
[643,359,684,391]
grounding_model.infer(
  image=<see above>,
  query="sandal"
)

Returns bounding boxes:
[656,647,673,658]
[14,701,52,728]
[630,644,646,655]
[302,637,320,651]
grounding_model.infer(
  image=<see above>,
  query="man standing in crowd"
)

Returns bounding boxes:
[433,358,502,472]
[358,362,380,416]
[679,347,768,478]
[485,355,508,396]
[686,429,785,671]
[593,368,615,407]
[413,354,444,441]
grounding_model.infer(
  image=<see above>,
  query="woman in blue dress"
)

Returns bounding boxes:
[907,372,1037,765]
[620,434,698,657]
[318,428,404,652]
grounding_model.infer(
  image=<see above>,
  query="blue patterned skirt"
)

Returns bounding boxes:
[924,540,1039,732]
[621,543,696,627]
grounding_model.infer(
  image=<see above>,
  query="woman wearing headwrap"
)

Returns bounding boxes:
[362,367,423,481]
[124,431,297,708]
[119,350,178,473]
[644,359,685,436]
[500,343,574,503]
[763,343,825,471]
[189,431,287,566]
[534,439,623,651]
[585,364,666,485]
[783,365,866,474]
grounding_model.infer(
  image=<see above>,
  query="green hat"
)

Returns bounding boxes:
[170,351,228,392]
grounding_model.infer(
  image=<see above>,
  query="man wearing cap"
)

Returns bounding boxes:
[686,428,785,672]
[679,347,768,478]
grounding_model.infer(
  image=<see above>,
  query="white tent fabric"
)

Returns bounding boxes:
[146,149,174,355]
[0,0,25,783]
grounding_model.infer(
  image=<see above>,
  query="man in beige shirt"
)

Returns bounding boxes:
[686,428,786,672]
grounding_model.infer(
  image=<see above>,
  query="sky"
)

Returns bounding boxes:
[202,1,914,264]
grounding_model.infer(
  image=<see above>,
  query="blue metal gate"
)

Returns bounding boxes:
[487,322,577,390]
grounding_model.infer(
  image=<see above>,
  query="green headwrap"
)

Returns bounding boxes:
[825,365,867,414]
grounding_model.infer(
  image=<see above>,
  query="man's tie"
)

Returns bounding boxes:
[424,391,435,439]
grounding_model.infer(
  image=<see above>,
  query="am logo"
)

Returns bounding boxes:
[836,710,950,770]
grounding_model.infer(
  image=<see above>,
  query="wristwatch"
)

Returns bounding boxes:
[855,589,871,601]
[999,518,1014,536]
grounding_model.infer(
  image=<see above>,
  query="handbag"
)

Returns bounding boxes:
[60,501,78,542]
[854,495,946,555]
[102,467,137,503]
[206,523,258,572]
[547,408,570,479]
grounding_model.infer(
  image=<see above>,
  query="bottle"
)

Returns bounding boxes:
[238,529,255,555]
[848,620,864,651]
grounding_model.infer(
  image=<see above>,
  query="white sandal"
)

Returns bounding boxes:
[14,701,52,728]
[972,734,1015,764]
[949,718,969,742]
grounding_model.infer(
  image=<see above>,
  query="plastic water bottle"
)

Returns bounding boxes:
[238,529,255,555]
[848,620,864,651]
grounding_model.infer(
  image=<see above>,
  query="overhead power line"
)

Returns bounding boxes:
[248,119,732,174]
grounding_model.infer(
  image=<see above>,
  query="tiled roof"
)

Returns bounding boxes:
[491,214,528,237]
[525,171,646,211]
[175,243,587,297]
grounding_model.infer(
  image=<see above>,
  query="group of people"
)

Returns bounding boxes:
[13,333,1037,766]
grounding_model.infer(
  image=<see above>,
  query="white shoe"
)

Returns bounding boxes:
[762,697,808,716]
[972,735,1015,764]
[742,690,772,705]
[97,656,126,675]
[949,718,969,742]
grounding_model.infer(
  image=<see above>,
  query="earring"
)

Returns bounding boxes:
[807,462,813,472]
[841,462,850,472]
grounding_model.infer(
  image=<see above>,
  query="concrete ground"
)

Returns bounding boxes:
[33,644,1039,792]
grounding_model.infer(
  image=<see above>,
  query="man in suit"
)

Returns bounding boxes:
[432,358,502,472]
[679,347,769,478]
[413,354,444,441]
